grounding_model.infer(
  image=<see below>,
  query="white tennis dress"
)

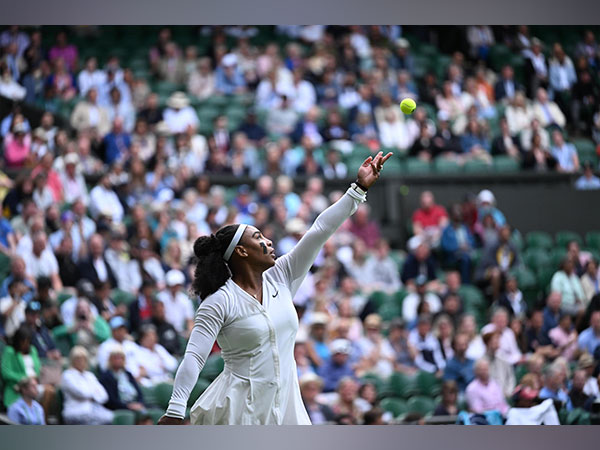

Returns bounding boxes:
[165,187,366,424]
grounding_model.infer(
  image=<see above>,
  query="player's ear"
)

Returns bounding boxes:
[235,246,249,258]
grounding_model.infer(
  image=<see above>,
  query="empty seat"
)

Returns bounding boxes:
[525,231,554,250]
[379,397,408,418]
[112,409,136,425]
[555,231,582,248]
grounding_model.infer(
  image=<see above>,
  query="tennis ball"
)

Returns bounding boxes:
[400,98,416,115]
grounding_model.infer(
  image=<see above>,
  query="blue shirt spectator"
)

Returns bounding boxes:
[317,339,355,393]
[215,54,246,96]
[0,218,15,248]
[443,354,475,392]
[575,162,600,190]
[540,366,573,412]
[578,311,600,354]
[551,131,579,173]
[7,396,46,425]
[103,122,131,165]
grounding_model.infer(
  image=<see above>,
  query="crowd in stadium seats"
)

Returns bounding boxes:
[0,25,599,425]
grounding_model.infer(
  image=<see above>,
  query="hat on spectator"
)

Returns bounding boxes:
[330,338,351,355]
[222,53,238,67]
[167,91,190,109]
[407,234,425,252]
[109,316,127,330]
[395,38,410,49]
[33,127,47,142]
[25,301,42,314]
[437,110,450,122]
[299,372,324,389]
[64,152,80,166]
[61,210,75,223]
[286,218,307,235]
[477,189,496,206]
[237,184,251,195]
[76,279,95,298]
[578,353,595,369]
[166,269,185,287]
[155,121,172,136]
[309,312,329,327]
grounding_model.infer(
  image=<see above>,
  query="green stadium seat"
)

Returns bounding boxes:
[188,378,211,407]
[378,302,402,322]
[489,45,512,71]
[511,231,525,251]
[415,371,442,397]
[141,385,157,407]
[536,266,556,295]
[153,383,174,410]
[433,158,461,174]
[113,409,136,425]
[463,160,493,173]
[515,364,528,383]
[493,156,520,173]
[555,231,582,248]
[381,157,403,175]
[380,397,408,418]
[525,231,554,250]
[406,158,431,174]
[386,372,417,399]
[457,285,485,310]
[524,248,553,270]
[405,395,436,415]
[573,138,597,160]
[57,290,73,305]
[550,247,568,269]
[585,231,600,251]
[200,354,225,381]
[391,290,408,310]
[370,291,391,310]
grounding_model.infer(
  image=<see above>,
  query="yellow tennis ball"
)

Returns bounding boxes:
[400,98,416,114]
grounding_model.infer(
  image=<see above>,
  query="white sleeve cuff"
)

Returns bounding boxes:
[346,186,367,203]
[165,400,187,419]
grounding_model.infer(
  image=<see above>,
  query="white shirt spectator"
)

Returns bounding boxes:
[481,323,523,365]
[505,399,560,425]
[0,296,26,338]
[22,247,59,280]
[78,69,107,97]
[291,80,317,114]
[402,292,442,323]
[156,290,195,334]
[89,184,124,223]
[163,107,200,134]
[408,329,446,373]
[97,338,143,378]
[105,248,143,294]
[466,335,486,361]
[61,368,114,425]
[362,256,402,293]
[356,336,396,378]
[137,344,178,387]
[583,376,599,398]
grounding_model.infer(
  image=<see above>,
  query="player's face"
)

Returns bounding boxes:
[240,226,276,269]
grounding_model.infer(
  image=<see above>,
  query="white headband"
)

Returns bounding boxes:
[223,224,247,261]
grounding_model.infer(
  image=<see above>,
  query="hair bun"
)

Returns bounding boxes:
[193,234,222,258]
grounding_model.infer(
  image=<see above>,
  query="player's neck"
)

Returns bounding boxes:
[231,266,263,292]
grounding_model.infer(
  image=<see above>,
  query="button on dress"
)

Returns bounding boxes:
[166,188,366,424]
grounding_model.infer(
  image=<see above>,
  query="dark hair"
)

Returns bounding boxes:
[362,407,384,425]
[191,224,239,300]
[12,326,32,351]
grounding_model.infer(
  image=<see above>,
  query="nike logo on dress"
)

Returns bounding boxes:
[272,290,279,298]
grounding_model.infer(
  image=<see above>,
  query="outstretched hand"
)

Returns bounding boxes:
[356,151,394,190]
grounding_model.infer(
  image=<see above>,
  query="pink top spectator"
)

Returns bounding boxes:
[465,378,509,415]
[4,133,31,168]
[49,45,78,72]
[548,326,578,361]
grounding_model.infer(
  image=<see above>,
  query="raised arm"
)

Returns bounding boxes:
[270,152,393,296]
[159,294,227,424]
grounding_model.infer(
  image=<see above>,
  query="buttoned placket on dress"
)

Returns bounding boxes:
[237,280,283,423]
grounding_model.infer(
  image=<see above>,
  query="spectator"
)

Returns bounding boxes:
[59,153,89,205]
[523,38,549,97]
[465,358,509,416]
[318,339,356,393]
[187,57,216,100]
[162,91,199,134]
[548,313,579,361]
[362,239,402,293]
[435,380,461,419]
[386,318,417,375]
[136,324,178,387]
[482,330,516,398]
[0,256,35,300]
[539,364,573,412]
[157,42,185,84]
[66,298,110,362]
[215,53,247,95]
[0,279,29,339]
[581,259,600,301]
[491,117,521,160]
[569,369,594,411]
[578,353,599,399]
[97,316,143,379]
[481,307,523,365]
[551,256,586,315]
[60,346,114,424]
[48,31,78,72]
[6,377,45,425]
[156,269,195,337]
[89,172,125,224]
[70,88,111,137]
[21,231,62,292]
[402,275,442,323]
[355,314,395,378]
[575,161,600,190]
[412,191,449,248]
[443,332,475,392]
[79,233,118,288]
[524,308,554,358]
[138,93,163,126]
[266,94,299,137]
[496,275,527,320]
[128,278,156,335]
[24,300,60,360]
[533,87,566,129]
[466,26,495,60]
[77,56,106,97]
[408,314,446,375]
[3,122,31,169]
[98,345,145,413]
[105,87,135,134]
[401,236,439,290]
[494,65,523,103]
[330,376,368,425]
[441,204,476,284]
[550,130,580,173]
[348,203,381,250]
[575,30,599,69]
[299,372,335,425]
[60,279,98,327]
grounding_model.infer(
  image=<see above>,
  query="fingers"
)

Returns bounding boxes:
[362,156,373,166]
[381,152,394,164]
